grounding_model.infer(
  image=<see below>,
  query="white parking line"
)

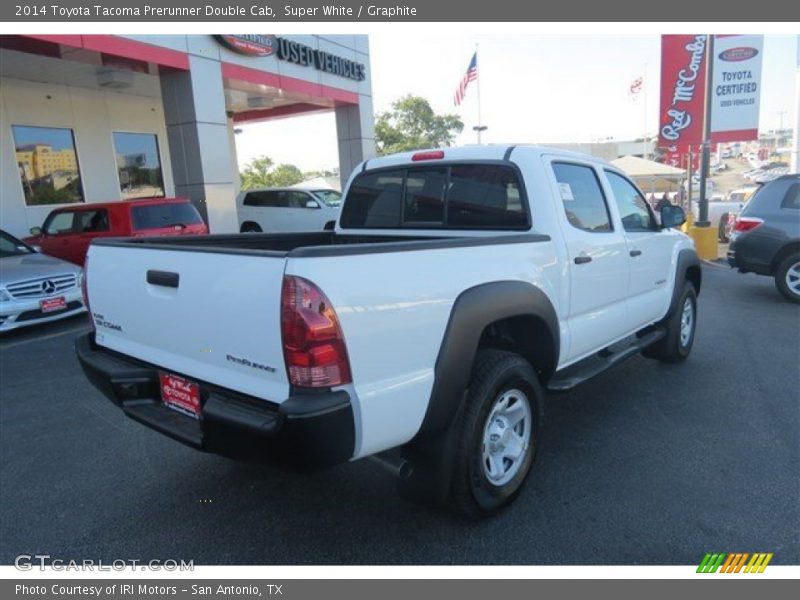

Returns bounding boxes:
[0,324,91,350]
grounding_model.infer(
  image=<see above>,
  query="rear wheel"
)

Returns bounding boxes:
[642,281,697,363]
[775,253,800,304]
[448,350,543,518]
[240,222,262,233]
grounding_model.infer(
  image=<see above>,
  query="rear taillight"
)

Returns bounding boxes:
[734,216,764,233]
[281,276,351,388]
[81,257,94,330]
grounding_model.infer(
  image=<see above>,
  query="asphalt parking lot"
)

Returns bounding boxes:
[1,264,798,565]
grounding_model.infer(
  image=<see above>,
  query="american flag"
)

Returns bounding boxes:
[454,52,478,106]
[629,76,643,98]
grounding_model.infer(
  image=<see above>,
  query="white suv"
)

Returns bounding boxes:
[236,187,342,233]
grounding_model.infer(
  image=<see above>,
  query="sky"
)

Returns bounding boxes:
[235,34,798,173]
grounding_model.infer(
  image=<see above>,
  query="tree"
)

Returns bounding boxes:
[239,156,304,190]
[375,95,463,156]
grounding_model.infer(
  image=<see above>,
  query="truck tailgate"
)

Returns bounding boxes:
[86,244,290,403]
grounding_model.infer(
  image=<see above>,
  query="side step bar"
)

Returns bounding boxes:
[547,329,665,392]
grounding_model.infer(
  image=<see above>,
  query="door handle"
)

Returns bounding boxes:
[629,249,642,257]
[147,270,180,288]
[574,255,592,265]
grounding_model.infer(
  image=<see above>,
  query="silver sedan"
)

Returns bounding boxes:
[0,229,86,332]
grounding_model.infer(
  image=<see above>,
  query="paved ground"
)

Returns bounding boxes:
[1,265,798,565]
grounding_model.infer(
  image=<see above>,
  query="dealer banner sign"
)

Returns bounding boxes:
[658,34,708,151]
[710,34,764,143]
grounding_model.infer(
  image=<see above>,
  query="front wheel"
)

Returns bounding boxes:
[448,350,543,518]
[775,253,800,304]
[642,281,697,363]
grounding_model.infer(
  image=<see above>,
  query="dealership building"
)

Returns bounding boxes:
[0,34,375,237]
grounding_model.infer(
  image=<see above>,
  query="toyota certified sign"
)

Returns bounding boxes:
[215,35,276,57]
[710,35,764,143]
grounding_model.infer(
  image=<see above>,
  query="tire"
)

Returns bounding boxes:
[448,349,544,518]
[642,281,697,363]
[240,222,262,233]
[774,253,800,304]
[718,213,730,243]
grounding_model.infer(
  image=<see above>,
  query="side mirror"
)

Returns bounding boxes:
[661,205,686,229]
[29,226,42,236]
[305,199,320,209]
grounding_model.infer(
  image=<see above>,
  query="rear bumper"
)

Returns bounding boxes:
[75,333,354,465]
[726,245,772,275]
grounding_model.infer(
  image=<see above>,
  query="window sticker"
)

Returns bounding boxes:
[558,182,574,201]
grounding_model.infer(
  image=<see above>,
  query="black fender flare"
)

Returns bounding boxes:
[412,280,559,442]
[664,248,702,320]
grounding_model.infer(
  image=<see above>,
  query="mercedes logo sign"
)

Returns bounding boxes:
[41,280,56,295]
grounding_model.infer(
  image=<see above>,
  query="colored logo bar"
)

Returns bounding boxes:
[697,552,773,573]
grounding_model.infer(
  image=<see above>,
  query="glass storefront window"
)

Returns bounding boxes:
[12,125,84,206]
[113,132,165,200]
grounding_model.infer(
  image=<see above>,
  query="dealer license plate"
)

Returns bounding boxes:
[40,296,67,313]
[159,372,201,419]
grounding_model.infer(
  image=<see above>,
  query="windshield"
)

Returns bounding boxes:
[312,190,342,207]
[0,230,34,258]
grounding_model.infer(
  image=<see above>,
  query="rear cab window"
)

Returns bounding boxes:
[339,163,529,230]
[131,202,204,231]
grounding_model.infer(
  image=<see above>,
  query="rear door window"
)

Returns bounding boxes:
[131,203,204,230]
[781,183,799,209]
[340,164,528,230]
[74,210,110,233]
[552,163,612,233]
[243,191,285,207]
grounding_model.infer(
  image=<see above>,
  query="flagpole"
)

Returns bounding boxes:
[475,44,483,144]
[642,62,648,160]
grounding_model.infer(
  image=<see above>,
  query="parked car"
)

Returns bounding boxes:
[728,174,800,303]
[76,145,700,517]
[236,187,342,233]
[692,195,746,243]
[0,230,85,332]
[23,197,207,266]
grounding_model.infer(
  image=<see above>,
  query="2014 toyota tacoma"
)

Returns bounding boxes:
[76,145,701,517]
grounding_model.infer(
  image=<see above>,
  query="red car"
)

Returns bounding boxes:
[24,198,207,266]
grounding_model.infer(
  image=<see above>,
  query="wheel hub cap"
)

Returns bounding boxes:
[680,297,694,347]
[481,389,532,487]
[786,261,800,295]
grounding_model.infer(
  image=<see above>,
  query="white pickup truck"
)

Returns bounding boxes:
[76,145,701,517]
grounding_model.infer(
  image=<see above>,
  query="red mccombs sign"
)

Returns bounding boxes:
[658,34,708,152]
